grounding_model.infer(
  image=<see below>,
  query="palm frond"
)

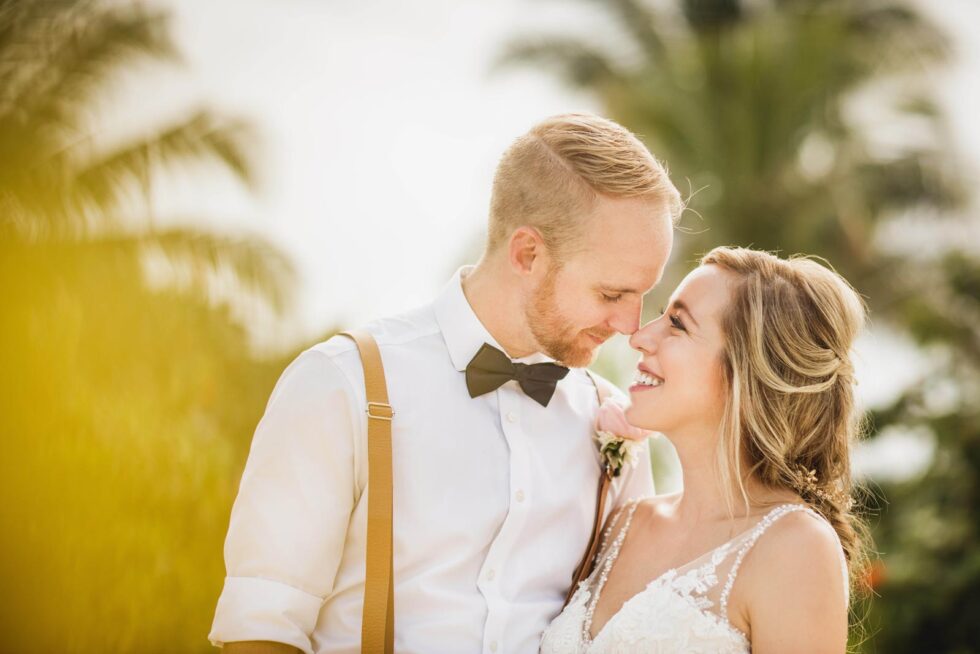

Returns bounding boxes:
[148,227,296,314]
[844,3,949,73]
[85,227,296,314]
[0,2,89,175]
[497,37,622,87]
[71,110,258,219]
[681,0,744,32]
[0,0,179,218]
[856,152,966,214]
[0,1,89,96]
[1,2,177,135]
[590,0,668,59]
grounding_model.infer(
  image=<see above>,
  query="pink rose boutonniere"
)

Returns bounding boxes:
[594,398,652,478]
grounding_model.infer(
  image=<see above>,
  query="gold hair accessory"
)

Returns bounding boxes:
[792,464,854,510]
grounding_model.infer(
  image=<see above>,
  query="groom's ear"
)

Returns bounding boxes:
[508,226,547,276]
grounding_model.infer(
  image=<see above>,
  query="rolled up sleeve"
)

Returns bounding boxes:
[209,348,361,652]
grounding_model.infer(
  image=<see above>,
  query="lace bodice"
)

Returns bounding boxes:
[540,501,845,654]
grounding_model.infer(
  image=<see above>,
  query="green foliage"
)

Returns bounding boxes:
[0,243,298,652]
[0,1,303,651]
[860,250,980,651]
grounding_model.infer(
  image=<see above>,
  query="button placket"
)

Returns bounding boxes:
[479,386,533,649]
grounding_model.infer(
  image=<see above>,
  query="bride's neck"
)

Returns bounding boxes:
[670,430,772,524]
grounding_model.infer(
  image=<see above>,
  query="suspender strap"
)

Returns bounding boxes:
[340,329,612,636]
[340,330,394,654]
[565,371,614,606]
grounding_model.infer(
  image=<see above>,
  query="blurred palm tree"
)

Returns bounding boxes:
[0,2,300,651]
[501,1,979,651]
[859,249,980,652]
[500,0,961,296]
[0,0,294,308]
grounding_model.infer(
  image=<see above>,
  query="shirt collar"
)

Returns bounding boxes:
[433,266,557,372]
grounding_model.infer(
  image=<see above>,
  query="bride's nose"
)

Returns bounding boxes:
[629,319,660,354]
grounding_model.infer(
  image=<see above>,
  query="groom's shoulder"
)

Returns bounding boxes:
[309,302,441,366]
[257,303,440,414]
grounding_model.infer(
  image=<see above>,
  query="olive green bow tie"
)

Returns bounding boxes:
[465,343,570,407]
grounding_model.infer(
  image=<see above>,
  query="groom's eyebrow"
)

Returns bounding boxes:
[600,284,641,295]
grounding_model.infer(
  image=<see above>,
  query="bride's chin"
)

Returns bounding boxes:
[624,406,656,431]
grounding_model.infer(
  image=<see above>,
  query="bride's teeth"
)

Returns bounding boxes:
[634,371,663,387]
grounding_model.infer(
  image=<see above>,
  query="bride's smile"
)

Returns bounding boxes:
[626,264,733,443]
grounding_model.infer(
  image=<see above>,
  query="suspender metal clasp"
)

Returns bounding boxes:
[366,401,395,421]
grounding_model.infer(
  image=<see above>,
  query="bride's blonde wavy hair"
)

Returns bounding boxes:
[701,246,871,600]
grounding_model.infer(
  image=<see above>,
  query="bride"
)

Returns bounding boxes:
[542,246,868,653]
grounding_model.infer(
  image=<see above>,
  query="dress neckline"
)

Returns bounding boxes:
[584,500,807,644]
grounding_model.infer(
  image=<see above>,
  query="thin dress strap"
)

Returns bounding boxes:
[581,499,642,644]
[719,504,824,616]
[592,498,642,571]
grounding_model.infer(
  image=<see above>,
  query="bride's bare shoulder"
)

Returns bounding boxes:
[746,508,844,576]
[737,509,848,650]
[635,491,683,520]
[604,491,680,533]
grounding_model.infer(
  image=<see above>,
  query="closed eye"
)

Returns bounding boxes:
[602,293,623,303]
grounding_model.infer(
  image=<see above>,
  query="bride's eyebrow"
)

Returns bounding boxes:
[671,299,700,328]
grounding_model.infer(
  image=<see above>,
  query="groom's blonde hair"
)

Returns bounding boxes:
[487,113,682,260]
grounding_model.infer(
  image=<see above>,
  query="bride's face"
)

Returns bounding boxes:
[625,264,734,438]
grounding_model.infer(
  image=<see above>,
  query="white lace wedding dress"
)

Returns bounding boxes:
[540,501,846,653]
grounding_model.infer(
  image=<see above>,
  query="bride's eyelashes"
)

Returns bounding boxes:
[659,305,687,332]
[602,293,623,303]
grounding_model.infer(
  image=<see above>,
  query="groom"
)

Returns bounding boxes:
[210,113,680,653]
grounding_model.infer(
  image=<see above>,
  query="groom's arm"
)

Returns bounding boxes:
[209,348,363,654]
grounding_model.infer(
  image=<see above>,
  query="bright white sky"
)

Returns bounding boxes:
[146,0,601,333]
[129,0,979,452]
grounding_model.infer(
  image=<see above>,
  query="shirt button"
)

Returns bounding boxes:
[490,641,498,653]
[506,412,517,423]
[486,568,496,581]
[515,489,525,502]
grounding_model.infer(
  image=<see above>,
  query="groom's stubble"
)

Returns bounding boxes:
[527,263,615,368]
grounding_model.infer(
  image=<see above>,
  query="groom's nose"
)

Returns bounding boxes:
[608,297,642,335]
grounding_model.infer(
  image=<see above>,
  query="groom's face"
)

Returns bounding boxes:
[526,194,673,367]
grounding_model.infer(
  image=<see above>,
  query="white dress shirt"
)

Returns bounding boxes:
[209,267,655,654]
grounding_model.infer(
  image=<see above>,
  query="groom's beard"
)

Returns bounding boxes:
[527,270,612,368]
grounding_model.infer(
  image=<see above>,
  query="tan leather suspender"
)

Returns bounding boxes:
[340,331,395,654]
[341,330,612,652]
